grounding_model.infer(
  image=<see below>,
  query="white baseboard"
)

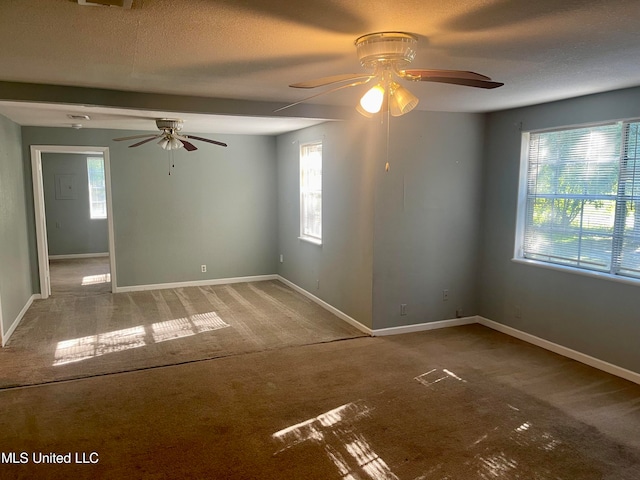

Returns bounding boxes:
[116,274,279,293]
[372,317,477,336]
[49,252,109,260]
[2,294,39,347]
[476,316,640,385]
[276,275,372,336]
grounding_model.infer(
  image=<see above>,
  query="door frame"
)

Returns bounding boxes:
[31,145,117,299]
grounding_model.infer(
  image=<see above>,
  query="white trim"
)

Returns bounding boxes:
[298,236,323,246]
[2,294,39,347]
[372,317,477,336]
[116,274,278,293]
[49,252,109,260]
[513,131,530,259]
[511,257,640,287]
[276,275,372,335]
[31,146,117,298]
[476,316,640,385]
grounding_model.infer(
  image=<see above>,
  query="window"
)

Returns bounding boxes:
[515,120,640,281]
[87,156,107,219]
[300,142,322,244]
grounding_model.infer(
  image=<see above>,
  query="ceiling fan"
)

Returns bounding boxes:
[113,119,227,151]
[278,31,503,116]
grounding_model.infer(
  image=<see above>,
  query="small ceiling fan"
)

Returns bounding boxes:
[278,31,503,116]
[113,119,227,151]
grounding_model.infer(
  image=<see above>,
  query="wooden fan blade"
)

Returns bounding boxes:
[113,134,158,141]
[180,140,198,151]
[184,135,228,147]
[129,135,162,148]
[416,77,504,89]
[275,78,374,112]
[290,73,374,88]
[400,69,493,81]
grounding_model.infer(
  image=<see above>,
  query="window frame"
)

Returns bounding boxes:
[299,141,323,245]
[87,156,107,220]
[514,119,640,287]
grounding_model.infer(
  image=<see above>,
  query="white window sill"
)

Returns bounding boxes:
[511,257,640,287]
[298,236,322,246]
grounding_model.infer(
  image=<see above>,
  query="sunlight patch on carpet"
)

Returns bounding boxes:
[273,401,399,480]
[53,311,229,366]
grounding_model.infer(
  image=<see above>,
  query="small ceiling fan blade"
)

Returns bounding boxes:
[113,134,158,141]
[180,140,198,151]
[184,135,228,147]
[275,78,374,113]
[290,73,374,88]
[416,77,504,89]
[129,135,163,148]
[400,69,493,81]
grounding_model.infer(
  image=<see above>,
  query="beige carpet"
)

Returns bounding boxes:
[0,325,638,479]
[0,278,366,388]
[49,257,112,297]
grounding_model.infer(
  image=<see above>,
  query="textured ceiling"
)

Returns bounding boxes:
[0,0,639,131]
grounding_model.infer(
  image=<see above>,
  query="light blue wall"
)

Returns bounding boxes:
[42,153,109,256]
[0,114,33,339]
[22,127,278,289]
[277,118,377,328]
[479,86,640,373]
[372,111,485,329]
[276,111,485,330]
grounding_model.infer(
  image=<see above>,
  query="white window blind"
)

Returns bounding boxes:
[519,121,640,280]
[87,156,107,219]
[300,142,322,243]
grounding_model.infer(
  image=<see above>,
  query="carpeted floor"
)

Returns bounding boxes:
[0,324,639,479]
[49,257,112,297]
[0,259,366,388]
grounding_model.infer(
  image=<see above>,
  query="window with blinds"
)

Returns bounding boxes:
[516,121,640,280]
[87,156,107,220]
[300,142,322,244]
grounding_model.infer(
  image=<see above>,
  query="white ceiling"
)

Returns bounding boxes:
[0,101,330,135]
[1,0,640,133]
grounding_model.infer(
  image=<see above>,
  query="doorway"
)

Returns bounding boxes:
[31,145,116,299]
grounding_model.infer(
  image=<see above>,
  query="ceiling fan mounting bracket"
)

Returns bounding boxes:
[155,118,183,132]
[355,32,418,68]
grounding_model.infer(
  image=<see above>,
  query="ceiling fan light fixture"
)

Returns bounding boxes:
[359,83,385,114]
[389,82,419,117]
[158,138,170,150]
[169,137,183,150]
[355,32,418,68]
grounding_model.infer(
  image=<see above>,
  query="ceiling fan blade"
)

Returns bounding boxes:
[275,78,374,113]
[113,134,158,141]
[184,135,228,147]
[414,76,504,89]
[399,69,492,81]
[129,135,163,148]
[180,140,198,151]
[290,73,375,88]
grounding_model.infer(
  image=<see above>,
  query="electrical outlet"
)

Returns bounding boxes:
[442,289,449,301]
[279,254,284,263]
[316,279,320,290]
[456,307,463,318]
[515,306,522,319]
[400,304,407,316]
[201,265,207,273]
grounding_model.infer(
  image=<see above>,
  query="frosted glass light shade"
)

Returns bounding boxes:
[359,84,385,114]
[169,137,183,150]
[389,82,419,117]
